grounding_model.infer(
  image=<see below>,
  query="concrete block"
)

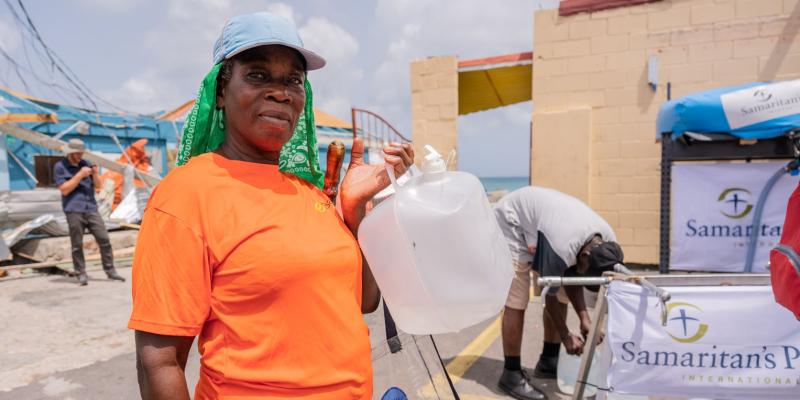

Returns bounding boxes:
[648,7,691,31]
[553,39,592,58]
[618,176,660,194]
[608,14,649,35]
[620,140,661,158]
[786,0,800,12]
[535,9,570,43]
[637,193,660,211]
[759,53,800,79]
[619,105,660,124]
[533,92,571,111]
[535,42,556,59]
[531,108,592,202]
[713,58,758,81]
[689,41,734,63]
[691,2,735,25]
[439,103,457,119]
[590,6,630,20]
[620,211,659,229]
[568,54,607,73]
[539,74,590,93]
[670,82,714,98]
[734,37,780,58]
[758,17,799,37]
[423,88,457,106]
[597,159,639,177]
[594,142,621,160]
[636,157,661,177]
[14,230,138,263]
[647,31,674,48]
[535,56,570,76]
[605,87,640,106]
[671,26,715,46]
[651,46,689,66]
[570,19,608,39]
[736,0,783,19]
[592,194,638,211]
[715,20,761,41]
[436,73,458,89]
[597,210,620,227]
[589,69,629,89]
[592,177,621,195]
[615,228,635,245]
[593,107,620,124]
[596,123,642,142]
[665,63,713,83]
[591,35,630,54]
[606,50,646,70]
[568,90,607,108]
[624,245,659,263]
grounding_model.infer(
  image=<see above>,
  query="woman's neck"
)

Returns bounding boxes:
[215,139,281,165]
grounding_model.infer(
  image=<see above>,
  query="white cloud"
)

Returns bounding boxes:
[78,0,139,12]
[299,17,359,65]
[0,16,20,52]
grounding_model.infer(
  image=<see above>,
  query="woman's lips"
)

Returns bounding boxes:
[258,110,291,125]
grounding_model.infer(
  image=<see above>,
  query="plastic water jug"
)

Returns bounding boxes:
[358,145,514,334]
[556,345,605,398]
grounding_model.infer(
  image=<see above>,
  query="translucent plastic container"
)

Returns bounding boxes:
[557,346,605,398]
[358,145,514,334]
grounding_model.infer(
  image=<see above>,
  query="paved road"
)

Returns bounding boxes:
[0,265,640,400]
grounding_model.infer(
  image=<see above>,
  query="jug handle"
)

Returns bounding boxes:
[386,165,401,191]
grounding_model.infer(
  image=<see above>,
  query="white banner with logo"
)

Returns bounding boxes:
[671,161,799,272]
[606,281,800,399]
[721,79,800,130]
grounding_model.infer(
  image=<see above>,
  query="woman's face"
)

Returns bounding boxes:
[218,45,306,154]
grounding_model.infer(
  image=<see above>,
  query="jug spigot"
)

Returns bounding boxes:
[422,144,446,174]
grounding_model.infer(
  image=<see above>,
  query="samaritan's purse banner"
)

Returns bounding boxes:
[606,281,800,399]
[671,161,798,272]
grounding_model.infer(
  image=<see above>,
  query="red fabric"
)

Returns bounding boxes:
[770,182,800,320]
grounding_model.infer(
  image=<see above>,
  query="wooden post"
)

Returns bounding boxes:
[0,123,161,186]
[572,284,608,400]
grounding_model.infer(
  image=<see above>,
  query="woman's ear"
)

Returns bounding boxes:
[216,86,225,109]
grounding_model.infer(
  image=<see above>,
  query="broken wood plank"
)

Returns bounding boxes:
[0,123,162,186]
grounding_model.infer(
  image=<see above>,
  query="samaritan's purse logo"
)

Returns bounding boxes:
[718,188,753,219]
[665,302,708,343]
[314,200,333,213]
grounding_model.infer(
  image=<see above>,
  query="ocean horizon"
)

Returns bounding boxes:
[478,176,529,193]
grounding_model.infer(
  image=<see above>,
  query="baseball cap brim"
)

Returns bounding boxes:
[225,40,326,71]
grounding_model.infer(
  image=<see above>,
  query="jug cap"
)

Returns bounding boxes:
[423,145,446,173]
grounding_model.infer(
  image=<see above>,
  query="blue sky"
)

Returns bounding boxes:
[0,0,559,177]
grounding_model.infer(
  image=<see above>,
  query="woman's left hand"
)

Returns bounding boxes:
[339,138,414,229]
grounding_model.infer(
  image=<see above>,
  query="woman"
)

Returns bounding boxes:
[128,13,414,400]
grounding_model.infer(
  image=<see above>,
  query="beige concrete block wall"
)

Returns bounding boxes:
[410,56,459,169]
[532,0,800,264]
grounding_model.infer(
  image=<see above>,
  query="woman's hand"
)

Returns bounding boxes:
[339,138,414,232]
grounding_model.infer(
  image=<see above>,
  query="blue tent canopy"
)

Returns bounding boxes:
[657,80,800,140]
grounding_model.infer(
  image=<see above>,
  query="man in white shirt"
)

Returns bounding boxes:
[494,187,624,400]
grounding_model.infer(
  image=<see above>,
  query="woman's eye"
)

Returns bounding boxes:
[289,77,303,85]
[248,72,267,80]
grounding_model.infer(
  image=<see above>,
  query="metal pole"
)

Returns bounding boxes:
[659,134,672,274]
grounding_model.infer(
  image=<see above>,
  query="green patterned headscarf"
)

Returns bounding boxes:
[176,63,324,188]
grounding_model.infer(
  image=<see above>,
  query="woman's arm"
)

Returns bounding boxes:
[339,138,414,314]
[135,330,195,400]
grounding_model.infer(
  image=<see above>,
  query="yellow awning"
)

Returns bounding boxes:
[458,52,532,116]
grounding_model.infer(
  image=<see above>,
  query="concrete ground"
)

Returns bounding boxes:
[0,264,669,400]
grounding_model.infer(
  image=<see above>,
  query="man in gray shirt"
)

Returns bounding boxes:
[494,187,623,400]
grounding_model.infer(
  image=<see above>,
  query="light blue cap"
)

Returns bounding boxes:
[213,12,326,70]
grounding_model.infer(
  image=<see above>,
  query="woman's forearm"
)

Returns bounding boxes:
[137,357,190,400]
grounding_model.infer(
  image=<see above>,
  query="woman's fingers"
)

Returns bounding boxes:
[384,143,415,168]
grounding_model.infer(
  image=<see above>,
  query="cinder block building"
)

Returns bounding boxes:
[410,0,800,264]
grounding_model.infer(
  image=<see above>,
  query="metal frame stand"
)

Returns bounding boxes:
[658,133,797,274]
[539,269,771,400]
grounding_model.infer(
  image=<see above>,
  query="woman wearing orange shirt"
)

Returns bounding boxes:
[128,13,413,400]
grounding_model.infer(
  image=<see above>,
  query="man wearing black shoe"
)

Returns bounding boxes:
[494,187,623,399]
[55,138,125,286]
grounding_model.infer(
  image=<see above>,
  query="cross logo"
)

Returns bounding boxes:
[718,188,753,219]
[665,302,708,343]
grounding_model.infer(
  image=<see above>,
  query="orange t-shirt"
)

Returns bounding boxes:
[128,153,372,399]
